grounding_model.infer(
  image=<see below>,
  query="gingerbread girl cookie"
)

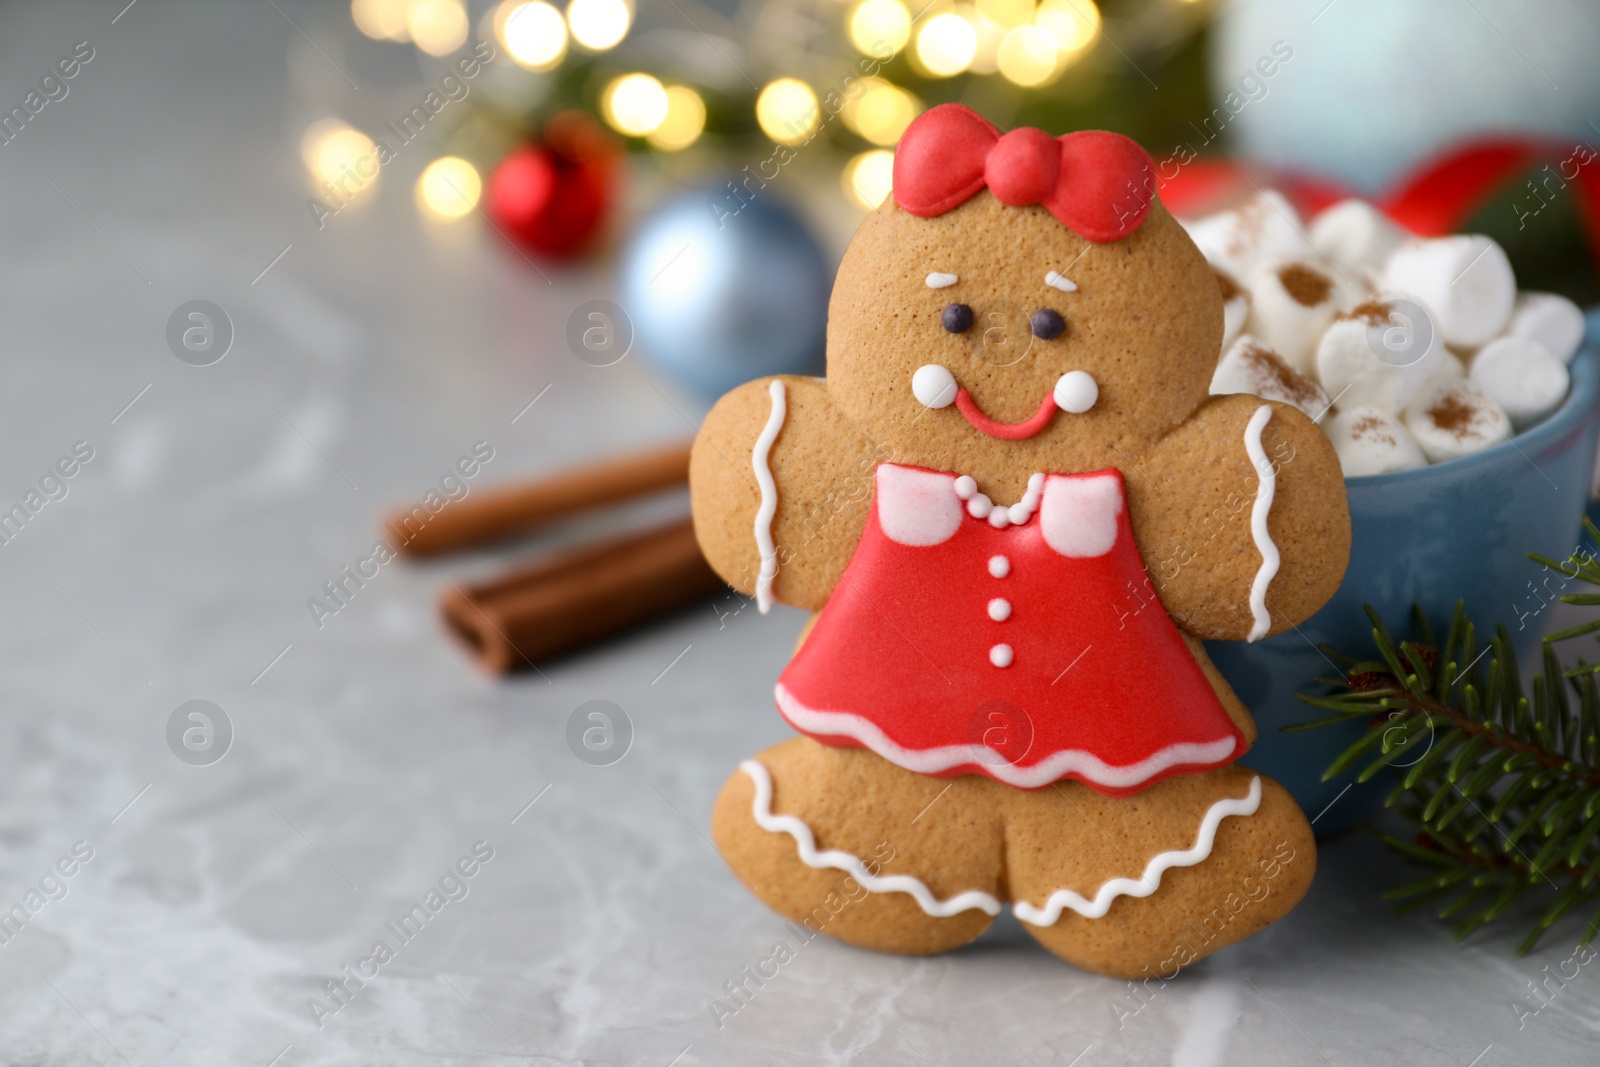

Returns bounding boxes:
[691,105,1350,979]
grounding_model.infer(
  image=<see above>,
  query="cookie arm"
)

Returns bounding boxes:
[1129,394,1351,641]
[690,376,879,613]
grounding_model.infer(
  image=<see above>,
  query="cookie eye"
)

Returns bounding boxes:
[942,303,974,334]
[1030,308,1066,339]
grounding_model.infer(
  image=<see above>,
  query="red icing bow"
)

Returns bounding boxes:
[892,104,1156,242]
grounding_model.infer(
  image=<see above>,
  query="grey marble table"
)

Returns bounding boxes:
[0,2,1595,1064]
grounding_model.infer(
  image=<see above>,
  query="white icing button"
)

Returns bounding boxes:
[988,598,1011,621]
[912,364,958,409]
[1054,370,1099,414]
[989,555,1010,578]
[990,644,1014,667]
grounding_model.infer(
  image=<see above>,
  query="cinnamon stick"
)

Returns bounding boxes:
[439,518,719,673]
[387,440,692,557]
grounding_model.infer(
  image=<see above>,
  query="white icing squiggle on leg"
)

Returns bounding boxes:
[1012,777,1261,924]
[739,760,1003,917]
[740,761,1262,925]
[1243,404,1279,643]
[751,379,787,614]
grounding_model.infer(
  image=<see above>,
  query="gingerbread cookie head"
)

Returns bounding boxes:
[825,105,1222,477]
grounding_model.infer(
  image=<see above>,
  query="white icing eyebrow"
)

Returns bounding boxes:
[1045,271,1077,293]
[925,272,958,289]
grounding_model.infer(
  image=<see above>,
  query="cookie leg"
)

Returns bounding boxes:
[711,737,1004,955]
[1003,766,1315,979]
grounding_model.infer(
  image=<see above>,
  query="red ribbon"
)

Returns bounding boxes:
[892,104,1156,243]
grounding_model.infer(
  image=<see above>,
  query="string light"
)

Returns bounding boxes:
[351,0,410,40]
[567,0,631,51]
[843,149,895,209]
[407,0,468,55]
[847,0,912,57]
[756,78,820,145]
[842,78,921,146]
[647,86,707,151]
[602,73,669,136]
[501,1,567,69]
[998,25,1059,85]
[301,120,379,195]
[416,157,482,219]
[915,11,978,77]
[1035,0,1100,56]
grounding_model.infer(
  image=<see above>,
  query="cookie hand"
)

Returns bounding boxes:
[1130,394,1351,641]
[691,376,881,612]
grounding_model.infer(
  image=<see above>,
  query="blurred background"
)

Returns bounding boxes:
[1,1,1599,1064]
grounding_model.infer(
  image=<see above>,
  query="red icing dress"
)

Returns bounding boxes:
[775,463,1246,798]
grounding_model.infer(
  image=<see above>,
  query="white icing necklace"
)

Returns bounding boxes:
[953,472,1045,530]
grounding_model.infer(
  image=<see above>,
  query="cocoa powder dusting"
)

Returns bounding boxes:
[1428,392,1477,437]
[1242,342,1320,408]
[1340,299,1394,328]
[1350,414,1397,446]
[1277,263,1333,307]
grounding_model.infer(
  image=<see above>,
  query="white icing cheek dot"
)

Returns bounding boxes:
[990,644,1014,668]
[912,364,958,409]
[1054,370,1099,414]
[988,598,1011,621]
[988,555,1010,578]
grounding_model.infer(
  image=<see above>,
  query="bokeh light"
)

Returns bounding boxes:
[756,78,820,145]
[1035,0,1100,55]
[647,86,707,151]
[407,0,469,55]
[976,0,1033,28]
[352,0,410,40]
[567,0,631,51]
[848,0,912,57]
[842,78,921,146]
[501,1,567,69]
[843,149,895,209]
[416,156,482,219]
[915,11,978,77]
[602,73,669,136]
[301,119,379,193]
[998,25,1059,85]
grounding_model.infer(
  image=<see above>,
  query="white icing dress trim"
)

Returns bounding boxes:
[752,379,787,614]
[1044,270,1078,293]
[925,271,958,289]
[775,683,1236,791]
[740,759,1260,924]
[878,465,965,546]
[1013,776,1262,924]
[740,759,1004,918]
[1039,472,1120,558]
[1243,404,1279,642]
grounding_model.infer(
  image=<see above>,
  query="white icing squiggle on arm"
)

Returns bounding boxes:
[1243,404,1279,642]
[752,379,787,614]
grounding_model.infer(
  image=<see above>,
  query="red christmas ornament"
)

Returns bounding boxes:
[486,111,620,259]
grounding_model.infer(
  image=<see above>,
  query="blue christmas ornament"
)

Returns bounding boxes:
[619,188,831,397]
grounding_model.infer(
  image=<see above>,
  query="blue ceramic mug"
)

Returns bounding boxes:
[1206,312,1600,835]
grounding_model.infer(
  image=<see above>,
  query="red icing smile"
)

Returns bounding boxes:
[954,388,1057,441]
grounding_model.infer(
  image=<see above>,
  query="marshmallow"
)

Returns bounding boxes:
[1183,190,1316,279]
[1315,297,1441,414]
[1245,259,1338,374]
[1402,375,1511,463]
[1323,406,1427,477]
[1211,335,1331,419]
[1215,268,1250,352]
[1468,335,1570,429]
[1382,235,1516,348]
[1309,199,1407,275]
[1507,291,1586,365]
